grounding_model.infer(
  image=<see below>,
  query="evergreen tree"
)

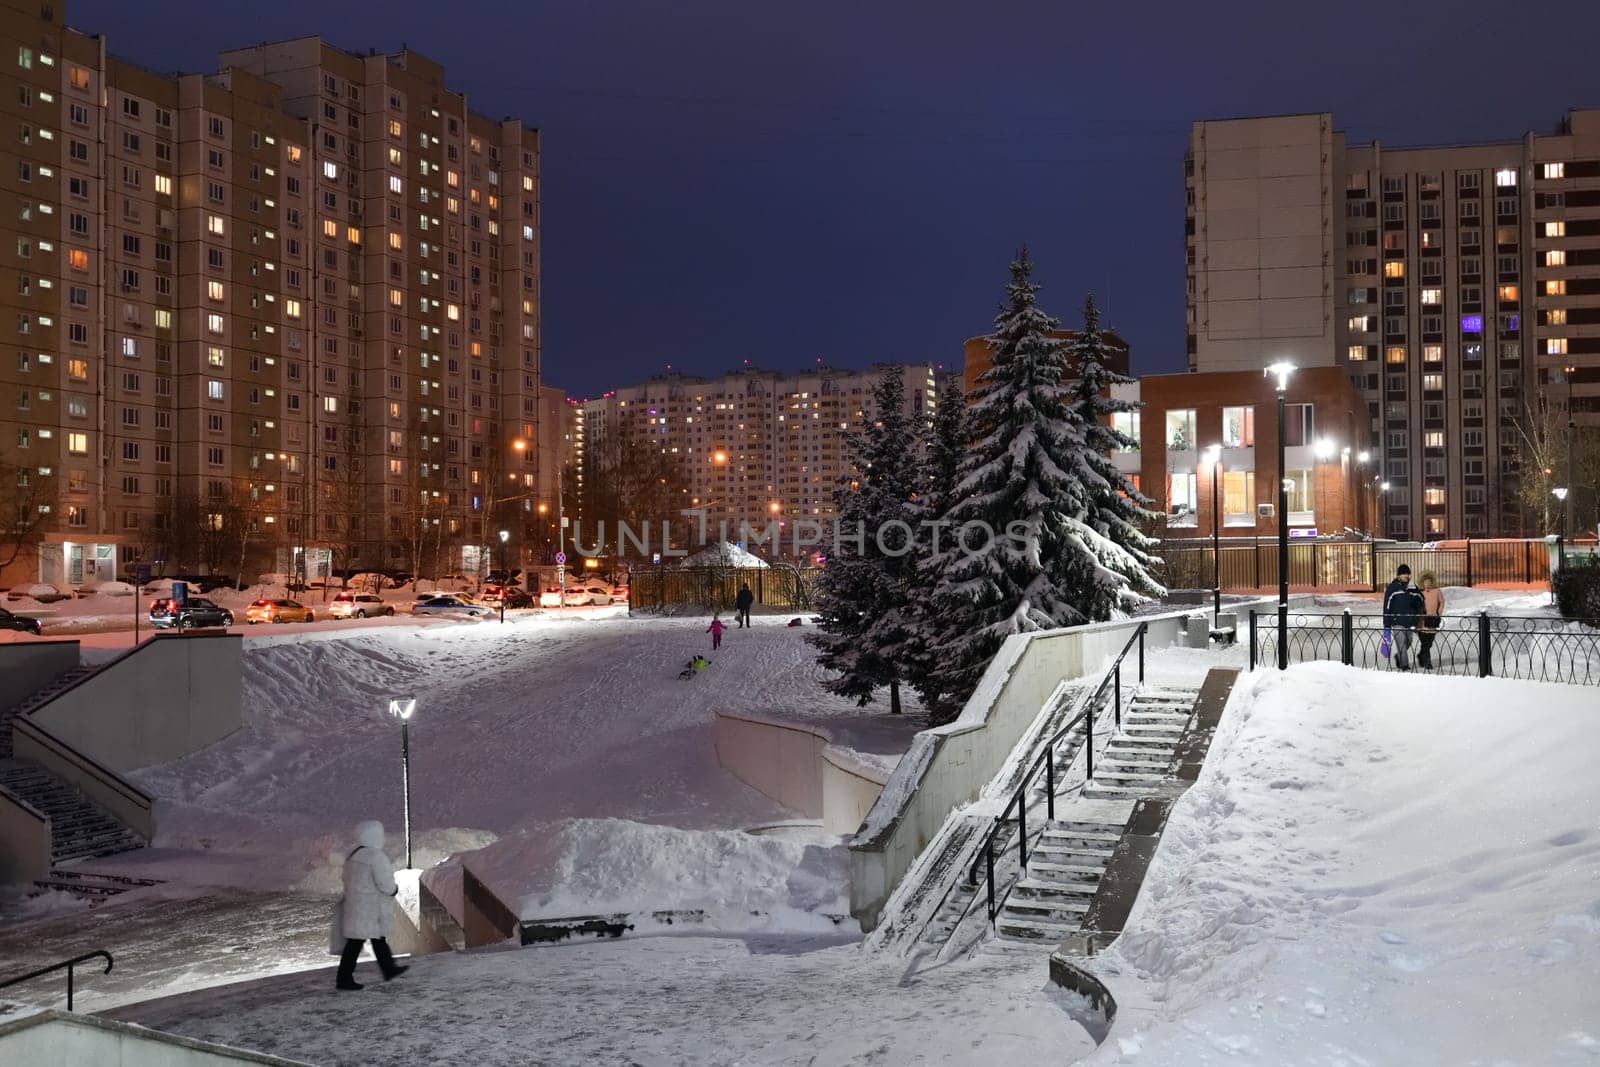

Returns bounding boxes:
[896,372,967,711]
[809,367,920,713]
[1064,294,1166,615]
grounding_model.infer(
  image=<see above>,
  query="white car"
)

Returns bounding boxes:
[328,592,395,619]
[539,586,592,608]
[578,582,624,605]
[411,594,491,617]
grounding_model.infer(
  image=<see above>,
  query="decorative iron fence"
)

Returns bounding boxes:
[1249,610,1600,687]
[1158,538,1554,593]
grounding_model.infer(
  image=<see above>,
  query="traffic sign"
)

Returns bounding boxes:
[555,551,566,564]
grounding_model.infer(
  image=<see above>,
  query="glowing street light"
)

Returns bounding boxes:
[1314,438,1336,461]
[387,698,417,868]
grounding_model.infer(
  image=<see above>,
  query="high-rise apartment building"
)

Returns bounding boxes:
[1187,110,1599,539]
[579,363,935,548]
[1,0,541,587]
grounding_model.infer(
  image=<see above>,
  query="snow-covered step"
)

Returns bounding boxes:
[0,757,148,863]
[1025,860,1106,883]
[996,915,1085,941]
[1082,782,1154,801]
[1099,756,1174,772]
[1124,724,1187,739]
[1013,877,1098,903]
[34,869,161,902]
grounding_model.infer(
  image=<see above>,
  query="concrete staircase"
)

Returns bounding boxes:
[33,867,162,902]
[992,684,1201,943]
[0,759,147,865]
[0,666,95,758]
[995,820,1123,941]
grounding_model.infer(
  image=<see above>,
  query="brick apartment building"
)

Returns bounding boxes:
[1187,110,1600,540]
[577,362,936,546]
[1,0,544,587]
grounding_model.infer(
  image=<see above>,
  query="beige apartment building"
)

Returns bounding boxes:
[1,0,543,587]
[578,362,936,551]
[1187,110,1599,539]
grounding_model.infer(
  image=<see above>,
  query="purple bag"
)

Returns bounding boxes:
[1380,629,1393,658]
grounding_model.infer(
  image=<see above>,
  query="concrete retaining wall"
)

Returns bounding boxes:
[0,785,51,884]
[0,640,80,715]
[29,633,242,773]
[847,597,1303,929]
[713,711,893,836]
[11,719,156,840]
[0,1010,311,1066]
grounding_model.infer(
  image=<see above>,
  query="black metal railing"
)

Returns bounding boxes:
[966,622,1147,923]
[0,950,113,1011]
[1157,537,1558,593]
[1250,610,1600,687]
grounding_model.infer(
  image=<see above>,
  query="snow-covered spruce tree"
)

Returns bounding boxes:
[1064,293,1166,615]
[894,372,967,711]
[917,248,1119,723]
[808,367,920,714]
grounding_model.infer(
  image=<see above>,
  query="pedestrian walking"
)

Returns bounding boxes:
[734,583,754,628]
[1417,571,1444,670]
[707,614,726,650]
[332,820,408,991]
[1382,564,1425,672]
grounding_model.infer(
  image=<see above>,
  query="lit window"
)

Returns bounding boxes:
[388,119,402,137]
[522,224,534,241]
[207,281,225,301]
[1385,345,1406,364]
[287,145,303,163]
[207,313,225,334]
[347,226,361,244]
[323,161,338,179]
[1546,250,1566,267]
[388,175,402,194]
[1547,279,1567,296]
[1424,488,1446,505]
[68,432,88,454]
[285,298,302,319]
[1548,338,1568,355]
[322,218,338,238]
[1495,168,1517,188]
[323,396,338,413]
[1383,261,1404,279]
[1548,308,1567,326]
[154,174,172,195]
[388,233,402,251]
[1545,221,1565,237]
[1420,288,1441,305]
[388,147,401,166]
[1346,345,1367,362]
[155,309,171,329]
[207,214,225,235]
[1543,162,1564,179]
[208,380,224,401]
[389,288,403,307]
[68,248,89,271]
[207,346,224,366]
[1425,432,1444,448]
[522,176,533,192]
[1221,406,1254,448]
[1497,284,1518,302]
[1423,373,1444,391]
[1423,344,1443,363]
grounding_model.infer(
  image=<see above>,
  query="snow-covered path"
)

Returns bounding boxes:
[110,934,1099,1066]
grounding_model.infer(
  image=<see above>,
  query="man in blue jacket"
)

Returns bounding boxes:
[1382,564,1426,671]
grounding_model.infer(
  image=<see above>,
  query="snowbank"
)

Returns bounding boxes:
[465,818,851,934]
[1083,663,1600,1065]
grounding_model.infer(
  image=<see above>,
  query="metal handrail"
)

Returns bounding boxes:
[967,621,1147,922]
[0,950,113,1011]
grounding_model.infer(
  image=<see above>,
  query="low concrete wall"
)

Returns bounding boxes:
[0,1010,310,1066]
[11,719,156,840]
[714,711,893,835]
[820,747,892,837]
[0,640,80,715]
[0,785,51,884]
[29,633,242,773]
[847,597,1303,930]
[714,711,830,819]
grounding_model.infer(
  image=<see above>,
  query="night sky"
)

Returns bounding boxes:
[78,0,1600,396]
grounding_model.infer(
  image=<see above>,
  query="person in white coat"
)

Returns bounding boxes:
[334,819,408,990]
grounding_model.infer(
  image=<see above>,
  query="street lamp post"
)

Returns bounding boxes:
[1564,363,1577,539]
[1265,362,1296,670]
[387,698,417,869]
[1379,481,1391,539]
[1204,443,1222,626]
[497,530,509,624]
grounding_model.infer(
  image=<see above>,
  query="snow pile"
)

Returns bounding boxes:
[680,540,770,568]
[465,818,851,934]
[78,579,136,596]
[1084,663,1600,1065]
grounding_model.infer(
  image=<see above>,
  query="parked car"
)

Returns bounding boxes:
[480,585,534,609]
[539,586,593,608]
[243,598,315,624]
[149,597,234,629]
[0,606,42,635]
[411,595,491,617]
[329,592,395,619]
[577,582,625,605]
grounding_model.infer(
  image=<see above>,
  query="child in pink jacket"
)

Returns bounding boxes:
[707,614,726,650]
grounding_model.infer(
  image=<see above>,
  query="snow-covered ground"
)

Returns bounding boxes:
[1080,663,1600,1065]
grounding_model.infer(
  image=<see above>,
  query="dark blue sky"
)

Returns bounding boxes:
[79,0,1600,395]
